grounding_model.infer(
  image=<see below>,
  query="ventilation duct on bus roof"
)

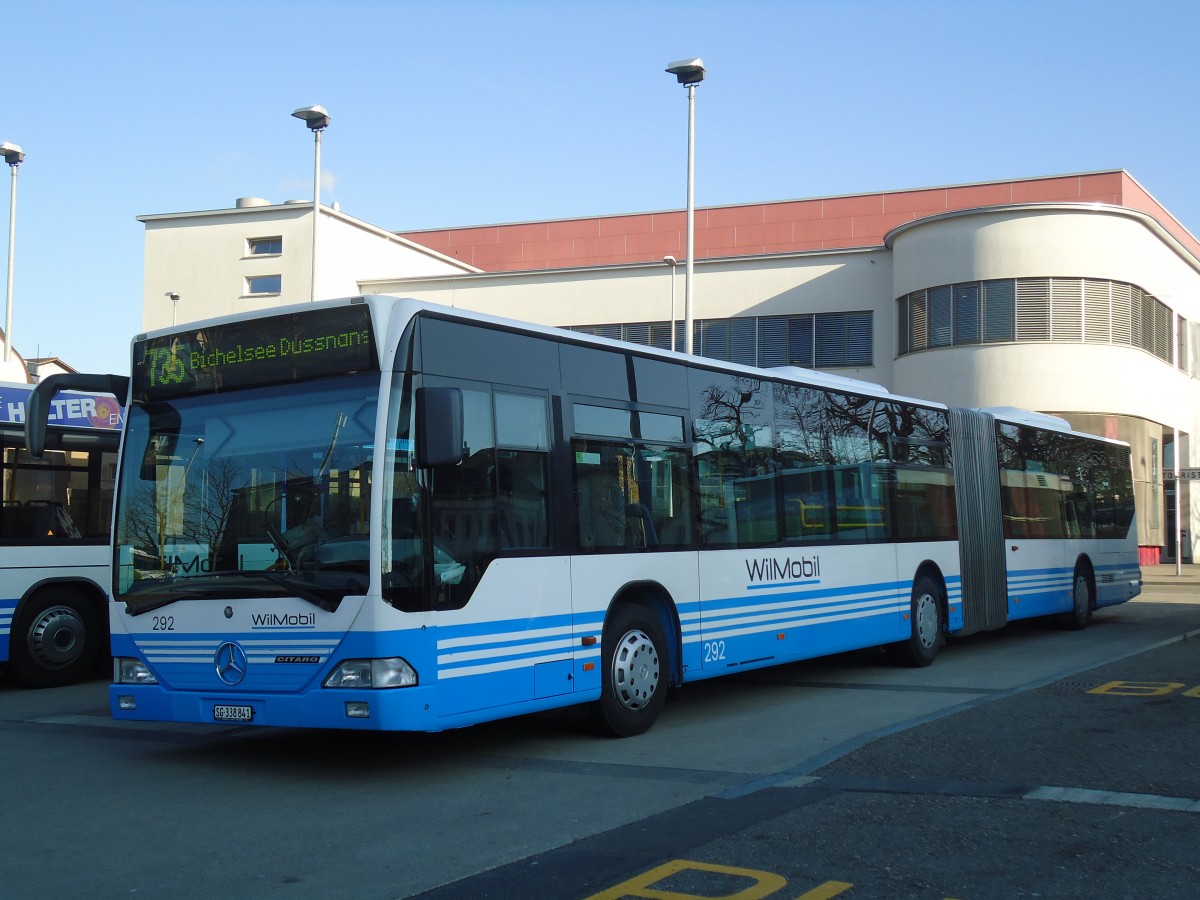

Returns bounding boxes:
[773,366,889,396]
[236,197,272,208]
[978,407,1072,431]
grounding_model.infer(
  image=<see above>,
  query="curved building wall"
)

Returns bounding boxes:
[889,205,1200,560]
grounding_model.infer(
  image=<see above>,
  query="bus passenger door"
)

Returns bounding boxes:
[419,381,571,718]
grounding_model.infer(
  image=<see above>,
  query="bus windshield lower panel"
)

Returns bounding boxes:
[114,375,379,613]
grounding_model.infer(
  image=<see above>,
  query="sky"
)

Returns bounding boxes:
[2,0,1198,375]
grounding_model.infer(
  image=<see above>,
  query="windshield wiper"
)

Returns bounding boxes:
[122,570,351,615]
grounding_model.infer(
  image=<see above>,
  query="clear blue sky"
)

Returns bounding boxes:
[2,0,1197,375]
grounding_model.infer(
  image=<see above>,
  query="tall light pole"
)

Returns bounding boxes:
[662,255,678,351]
[1,142,24,364]
[165,291,180,327]
[665,58,705,355]
[291,105,331,302]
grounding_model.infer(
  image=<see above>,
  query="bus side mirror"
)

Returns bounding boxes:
[26,373,130,458]
[415,387,465,468]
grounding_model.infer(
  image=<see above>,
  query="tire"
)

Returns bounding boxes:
[889,574,943,668]
[1058,567,1093,631]
[7,588,103,688]
[592,604,668,737]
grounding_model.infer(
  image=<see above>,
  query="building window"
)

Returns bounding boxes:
[896,277,1186,368]
[246,274,282,295]
[569,312,873,371]
[248,237,283,256]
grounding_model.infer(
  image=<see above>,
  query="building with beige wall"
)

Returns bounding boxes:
[138,171,1200,564]
[137,198,478,331]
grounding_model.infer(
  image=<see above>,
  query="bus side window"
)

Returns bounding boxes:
[573,442,630,550]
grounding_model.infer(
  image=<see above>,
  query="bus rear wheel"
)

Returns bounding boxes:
[7,588,102,688]
[592,604,667,737]
[1058,567,1093,631]
[889,575,943,668]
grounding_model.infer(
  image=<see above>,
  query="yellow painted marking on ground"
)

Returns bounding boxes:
[1182,685,1200,698]
[1088,680,1184,696]
[793,881,852,899]
[584,859,787,900]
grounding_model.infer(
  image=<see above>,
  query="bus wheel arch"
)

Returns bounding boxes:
[1059,557,1095,631]
[591,582,678,737]
[890,563,946,668]
[7,581,106,688]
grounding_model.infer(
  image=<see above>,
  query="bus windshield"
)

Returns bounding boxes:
[113,374,378,614]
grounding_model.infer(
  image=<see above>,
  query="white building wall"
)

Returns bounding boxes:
[365,248,895,383]
[140,202,474,332]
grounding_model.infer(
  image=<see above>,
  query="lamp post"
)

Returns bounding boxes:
[291,105,331,302]
[1,142,24,364]
[665,58,705,355]
[165,291,180,327]
[662,255,678,351]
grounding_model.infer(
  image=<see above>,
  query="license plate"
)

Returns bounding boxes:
[213,704,254,722]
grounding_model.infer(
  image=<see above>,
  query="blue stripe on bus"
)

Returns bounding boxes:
[0,598,14,662]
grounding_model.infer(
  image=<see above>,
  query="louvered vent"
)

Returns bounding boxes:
[846,312,872,365]
[928,286,952,348]
[815,313,847,367]
[1084,279,1111,343]
[909,291,928,352]
[594,324,621,340]
[1016,278,1051,341]
[1111,282,1133,345]
[982,280,1015,342]
[624,323,650,346]
[789,316,814,366]
[1050,278,1083,341]
[953,283,981,344]
[701,320,730,361]
[730,318,756,366]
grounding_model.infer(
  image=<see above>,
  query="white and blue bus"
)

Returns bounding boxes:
[28,297,1141,733]
[0,380,122,687]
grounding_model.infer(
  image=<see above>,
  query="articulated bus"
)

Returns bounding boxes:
[27,297,1141,733]
[0,381,122,687]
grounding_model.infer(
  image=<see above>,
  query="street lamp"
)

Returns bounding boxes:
[291,105,331,302]
[662,255,678,351]
[165,291,180,327]
[665,58,705,355]
[1,142,24,364]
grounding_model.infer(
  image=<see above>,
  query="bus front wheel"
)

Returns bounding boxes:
[7,588,102,688]
[592,604,667,737]
[890,575,943,668]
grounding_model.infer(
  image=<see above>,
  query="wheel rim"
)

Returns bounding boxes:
[1075,574,1090,615]
[26,605,86,669]
[610,628,660,713]
[914,592,939,649]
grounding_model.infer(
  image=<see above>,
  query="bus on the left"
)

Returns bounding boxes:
[0,379,123,687]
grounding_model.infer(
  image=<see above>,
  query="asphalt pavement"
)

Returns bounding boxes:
[416,567,1200,899]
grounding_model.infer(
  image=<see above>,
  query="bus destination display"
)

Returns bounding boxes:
[133,305,377,400]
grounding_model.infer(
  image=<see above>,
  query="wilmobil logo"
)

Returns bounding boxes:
[745,554,822,585]
[251,612,316,628]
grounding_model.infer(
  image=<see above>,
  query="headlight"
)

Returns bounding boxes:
[115,657,158,685]
[324,658,418,689]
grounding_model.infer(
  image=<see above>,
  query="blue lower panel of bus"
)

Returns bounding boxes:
[110,623,596,732]
[0,598,14,662]
[1006,567,1074,620]
[1094,562,1143,607]
[685,578,916,680]
[1006,562,1142,621]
